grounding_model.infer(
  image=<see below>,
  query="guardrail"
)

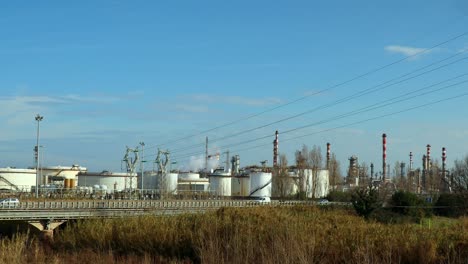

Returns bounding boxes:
[0,200,313,210]
[0,200,321,221]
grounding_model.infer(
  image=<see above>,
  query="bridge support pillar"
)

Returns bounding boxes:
[28,219,66,241]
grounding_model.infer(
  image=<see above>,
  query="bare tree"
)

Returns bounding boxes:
[308,145,322,198]
[328,153,342,191]
[273,154,291,199]
[451,155,468,194]
[295,145,308,199]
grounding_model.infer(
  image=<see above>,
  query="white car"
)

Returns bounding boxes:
[253,197,271,203]
[318,199,329,205]
[0,198,20,208]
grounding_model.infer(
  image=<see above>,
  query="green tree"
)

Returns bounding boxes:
[351,187,381,219]
[390,190,429,218]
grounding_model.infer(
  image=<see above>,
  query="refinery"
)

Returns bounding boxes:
[0,129,455,200]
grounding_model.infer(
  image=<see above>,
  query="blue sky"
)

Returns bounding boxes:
[1,1,467,175]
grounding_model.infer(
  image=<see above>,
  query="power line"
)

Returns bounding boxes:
[144,31,468,152]
[149,51,468,157]
[170,81,468,162]
[204,54,468,144]
[173,90,468,163]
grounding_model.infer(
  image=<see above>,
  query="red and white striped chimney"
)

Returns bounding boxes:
[273,130,279,167]
[382,133,387,181]
[409,152,413,171]
[442,147,447,177]
[426,144,431,170]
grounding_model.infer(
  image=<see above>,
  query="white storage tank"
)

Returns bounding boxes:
[0,167,36,192]
[303,169,330,198]
[178,172,200,181]
[208,170,232,196]
[138,171,158,190]
[178,172,209,192]
[249,172,272,198]
[272,171,299,197]
[157,173,178,194]
[231,175,250,197]
[78,171,137,193]
[42,165,87,186]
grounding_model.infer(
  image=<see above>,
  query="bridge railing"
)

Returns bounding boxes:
[1,199,316,210]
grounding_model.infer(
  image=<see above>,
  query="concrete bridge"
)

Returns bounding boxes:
[0,200,313,240]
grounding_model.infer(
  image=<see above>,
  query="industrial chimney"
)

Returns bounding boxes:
[273,130,279,167]
[426,144,431,171]
[382,133,387,182]
[409,152,413,171]
[326,142,331,170]
[442,147,451,193]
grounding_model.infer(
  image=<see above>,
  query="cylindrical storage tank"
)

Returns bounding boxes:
[178,173,200,181]
[41,165,87,185]
[78,171,137,193]
[249,172,272,197]
[0,168,36,192]
[140,171,157,190]
[70,179,76,188]
[64,179,70,189]
[163,173,178,194]
[231,176,250,197]
[209,170,232,196]
[100,185,108,194]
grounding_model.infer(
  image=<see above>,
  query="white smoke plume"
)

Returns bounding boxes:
[182,154,220,172]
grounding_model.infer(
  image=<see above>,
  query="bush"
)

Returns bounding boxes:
[435,193,467,217]
[369,208,413,224]
[390,191,431,220]
[326,190,352,202]
[351,187,382,219]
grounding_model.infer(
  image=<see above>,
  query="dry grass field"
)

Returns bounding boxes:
[0,206,466,263]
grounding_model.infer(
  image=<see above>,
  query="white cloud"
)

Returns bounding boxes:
[384,45,432,59]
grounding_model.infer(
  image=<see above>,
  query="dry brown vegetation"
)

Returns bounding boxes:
[1,206,467,263]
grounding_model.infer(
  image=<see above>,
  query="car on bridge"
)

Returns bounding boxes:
[317,199,329,205]
[253,197,271,203]
[0,198,20,208]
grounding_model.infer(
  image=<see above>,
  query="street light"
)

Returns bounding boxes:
[35,114,43,198]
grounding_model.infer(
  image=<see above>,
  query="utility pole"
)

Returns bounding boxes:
[140,142,145,192]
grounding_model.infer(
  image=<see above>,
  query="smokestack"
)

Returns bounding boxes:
[326,142,331,170]
[442,147,447,170]
[273,130,279,167]
[382,133,387,182]
[426,144,431,170]
[422,154,427,189]
[370,163,374,180]
[409,152,413,171]
[205,137,208,171]
[400,163,405,179]
[442,147,450,193]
